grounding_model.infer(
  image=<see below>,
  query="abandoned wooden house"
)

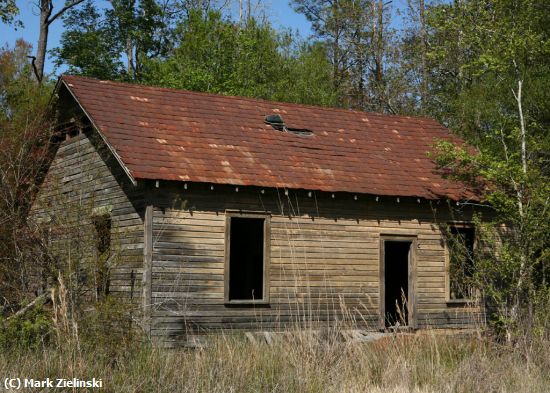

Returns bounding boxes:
[31,75,487,345]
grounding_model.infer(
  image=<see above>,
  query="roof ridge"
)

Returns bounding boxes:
[60,74,441,124]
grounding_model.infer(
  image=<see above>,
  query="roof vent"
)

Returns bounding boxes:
[264,114,286,131]
[264,114,313,136]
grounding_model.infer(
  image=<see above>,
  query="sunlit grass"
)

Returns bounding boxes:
[1,328,548,393]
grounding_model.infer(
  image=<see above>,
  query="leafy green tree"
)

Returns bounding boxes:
[51,1,125,79]
[107,0,168,79]
[143,10,337,105]
[291,0,355,100]
[0,40,51,126]
[398,0,430,114]
[292,0,410,113]
[271,42,337,107]
[53,0,170,81]
[32,1,86,83]
[429,0,550,341]
[53,2,336,105]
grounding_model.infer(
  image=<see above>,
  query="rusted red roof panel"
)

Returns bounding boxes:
[60,75,479,200]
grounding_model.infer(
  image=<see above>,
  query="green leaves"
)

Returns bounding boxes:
[142,10,337,106]
[53,0,170,81]
[0,0,22,28]
[51,1,125,79]
[428,1,550,340]
[0,40,51,126]
[51,3,336,106]
[292,0,404,112]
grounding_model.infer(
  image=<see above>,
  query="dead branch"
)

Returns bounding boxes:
[5,291,51,322]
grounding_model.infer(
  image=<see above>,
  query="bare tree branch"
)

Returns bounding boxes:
[26,55,40,83]
[47,0,85,25]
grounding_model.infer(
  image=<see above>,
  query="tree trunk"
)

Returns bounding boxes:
[376,1,384,84]
[239,0,243,24]
[35,1,52,83]
[508,78,528,344]
[419,0,427,110]
[126,37,134,77]
[34,0,85,83]
[372,1,385,111]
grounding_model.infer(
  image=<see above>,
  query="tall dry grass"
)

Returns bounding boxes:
[1,328,549,393]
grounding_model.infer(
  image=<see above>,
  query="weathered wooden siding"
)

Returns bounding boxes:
[150,183,484,345]
[29,126,485,347]
[30,130,145,304]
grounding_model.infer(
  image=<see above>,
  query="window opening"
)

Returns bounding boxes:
[92,214,111,297]
[447,226,475,300]
[228,217,265,301]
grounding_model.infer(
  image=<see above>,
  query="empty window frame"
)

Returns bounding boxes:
[225,214,270,303]
[446,225,475,301]
[92,214,111,297]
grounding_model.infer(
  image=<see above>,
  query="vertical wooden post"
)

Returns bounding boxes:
[142,190,153,336]
[408,239,418,329]
[379,236,385,330]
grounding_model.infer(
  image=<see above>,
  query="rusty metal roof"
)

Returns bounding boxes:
[60,75,479,200]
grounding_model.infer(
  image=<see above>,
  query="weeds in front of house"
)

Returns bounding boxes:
[0,325,549,393]
[2,238,549,393]
[1,284,549,393]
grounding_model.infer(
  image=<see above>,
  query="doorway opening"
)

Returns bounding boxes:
[383,241,411,327]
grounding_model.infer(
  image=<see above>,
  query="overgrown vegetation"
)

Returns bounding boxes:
[0,39,54,305]
[430,0,550,342]
[0,306,52,351]
[0,329,549,392]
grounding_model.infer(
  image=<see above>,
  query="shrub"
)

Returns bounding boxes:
[0,305,52,350]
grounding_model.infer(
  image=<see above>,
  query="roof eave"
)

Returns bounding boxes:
[57,76,138,187]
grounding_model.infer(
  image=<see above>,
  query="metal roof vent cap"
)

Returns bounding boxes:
[264,114,313,136]
[264,114,286,131]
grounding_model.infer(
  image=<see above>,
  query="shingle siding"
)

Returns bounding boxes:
[30,130,145,305]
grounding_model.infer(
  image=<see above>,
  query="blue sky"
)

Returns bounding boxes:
[0,0,315,76]
[1,0,409,77]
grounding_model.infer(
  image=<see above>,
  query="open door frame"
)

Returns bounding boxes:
[379,235,417,330]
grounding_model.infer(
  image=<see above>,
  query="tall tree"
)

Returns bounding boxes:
[292,0,403,113]
[0,40,53,303]
[51,1,125,79]
[107,0,167,79]
[33,0,85,83]
[429,0,550,340]
[54,0,171,81]
[292,0,355,103]
[397,0,430,114]
[142,10,336,105]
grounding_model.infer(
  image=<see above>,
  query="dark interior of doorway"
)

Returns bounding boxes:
[384,241,411,327]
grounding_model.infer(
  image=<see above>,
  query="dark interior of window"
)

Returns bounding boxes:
[93,215,111,255]
[229,217,264,301]
[448,226,475,300]
[92,214,111,296]
[384,241,410,327]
